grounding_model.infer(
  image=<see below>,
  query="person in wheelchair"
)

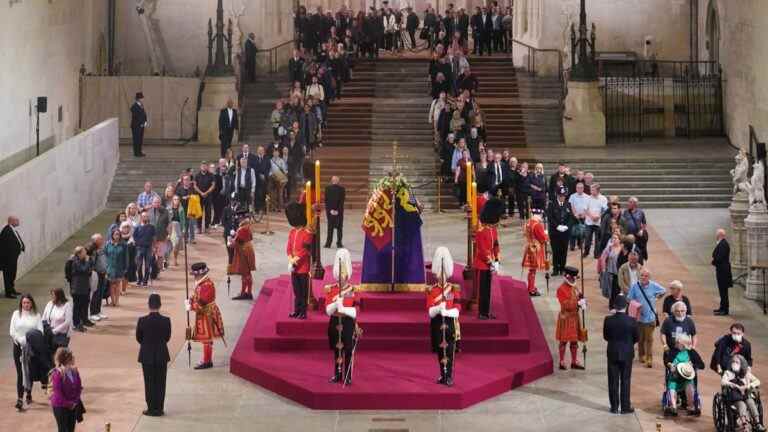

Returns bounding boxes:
[721,354,765,431]
[664,333,704,416]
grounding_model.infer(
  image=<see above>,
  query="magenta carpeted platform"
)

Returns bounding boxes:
[230,262,553,410]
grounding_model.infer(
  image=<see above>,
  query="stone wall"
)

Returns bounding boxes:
[0,0,106,164]
[81,76,200,140]
[0,118,119,280]
[700,0,768,150]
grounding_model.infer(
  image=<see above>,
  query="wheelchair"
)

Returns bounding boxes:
[713,387,764,432]
[661,367,702,416]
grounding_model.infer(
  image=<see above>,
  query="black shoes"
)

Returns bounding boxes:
[143,409,164,417]
[83,320,95,327]
[288,312,298,318]
[232,293,253,300]
[713,309,729,316]
[609,407,619,414]
[529,291,542,297]
[15,399,23,411]
[329,373,341,383]
[621,407,635,414]
[571,363,585,370]
[296,312,307,320]
[5,293,17,299]
[337,244,344,248]
[193,362,213,370]
[323,244,331,249]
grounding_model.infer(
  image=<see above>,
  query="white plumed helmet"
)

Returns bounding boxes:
[432,246,454,279]
[333,248,353,280]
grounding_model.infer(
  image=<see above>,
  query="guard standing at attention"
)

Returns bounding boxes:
[324,248,359,385]
[427,247,461,386]
[556,266,587,371]
[186,262,225,370]
[522,209,549,297]
[474,198,504,320]
[286,202,314,320]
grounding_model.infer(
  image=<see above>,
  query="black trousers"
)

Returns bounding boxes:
[89,273,105,316]
[607,358,633,411]
[291,272,309,315]
[717,279,730,313]
[131,126,144,156]
[1,260,18,295]
[516,192,529,218]
[53,406,76,432]
[407,29,416,48]
[507,188,517,216]
[325,214,343,247]
[212,194,227,225]
[456,181,467,206]
[430,316,457,379]
[583,225,601,257]
[245,59,256,82]
[478,269,492,316]
[551,236,568,273]
[254,181,267,212]
[12,343,24,399]
[72,294,90,328]
[328,315,355,378]
[198,196,213,230]
[220,133,233,158]
[142,362,168,413]
[479,35,492,55]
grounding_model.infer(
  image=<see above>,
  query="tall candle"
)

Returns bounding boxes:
[465,161,472,209]
[305,181,312,226]
[471,181,478,228]
[314,160,321,202]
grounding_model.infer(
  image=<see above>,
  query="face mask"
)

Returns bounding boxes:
[732,363,741,373]
[732,334,743,343]
[674,315,685,322]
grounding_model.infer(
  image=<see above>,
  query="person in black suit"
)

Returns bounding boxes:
[603,295,639,414]
[253,146,271,216]
[712,229,733,316]
[130,92,147,158]
[136,293,171,417]
[288,50,305,85]
[405,7,419,50]
[547,189,572,276]
[237,144,258,173]
[244,33,257,83]
[457,8,470,47]
[218,99,239,158]
[479,7,494,56]
[324,176,346,248]
[470,7,482,55]
[0,216,24,299]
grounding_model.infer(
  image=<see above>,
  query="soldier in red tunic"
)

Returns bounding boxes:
[522,210,549,297]
[474,198,504,320]
[230,218,257,300]
[324,248,359,385]
[285,202,313,319]
[556,266,587,370]
[427,247,461,386]
[186,262,225,370]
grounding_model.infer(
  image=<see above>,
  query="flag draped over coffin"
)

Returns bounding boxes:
[360,177,425,292]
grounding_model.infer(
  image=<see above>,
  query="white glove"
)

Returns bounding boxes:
[442,307,460,319]
[340,306,357,319]
[325,301,338,316]
[491,261,501,274]
[428,305,442,318]
[577,298,587,310]
[231,192,236,199]
[184,299,191,311]
[230,230,236,236]
[557,225,568,232]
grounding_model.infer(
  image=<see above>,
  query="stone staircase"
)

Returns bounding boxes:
[240,76,286,145]
[106,144,220,209]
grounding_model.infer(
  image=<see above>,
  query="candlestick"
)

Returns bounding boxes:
[465,161,472,208]
[305,181,312,226]
[471,182,478,228]
[314,160,321,202]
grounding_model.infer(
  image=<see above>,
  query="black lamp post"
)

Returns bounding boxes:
[570,0,597,81]
[206,0,235,76]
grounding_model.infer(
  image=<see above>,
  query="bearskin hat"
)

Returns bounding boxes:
[285,202,307,228]
[480,198,505,225]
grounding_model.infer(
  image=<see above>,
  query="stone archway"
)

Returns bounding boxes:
[706,0,720,63]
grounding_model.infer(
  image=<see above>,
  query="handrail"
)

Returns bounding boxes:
[510,39,564,80]
[256,39,296,75]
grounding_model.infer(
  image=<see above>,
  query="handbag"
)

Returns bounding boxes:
[74,400,86,423]
[635,282,660,327]
[186,194,203,219]
[419,27,429,40]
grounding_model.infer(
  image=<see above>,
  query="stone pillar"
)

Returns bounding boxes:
[729,192,749,277]
[745,208,768,301]
[197,76,238,146]
[563,81,606,147]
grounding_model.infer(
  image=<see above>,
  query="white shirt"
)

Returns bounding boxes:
[585,194,608,226]
[628,266,639,288]
[9,310,43,346]
[227,108,234,123]
[568,192,590,218]
[43,301,73,337]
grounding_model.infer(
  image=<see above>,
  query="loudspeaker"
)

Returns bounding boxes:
[757,142,767,162]
[37,97,47,113]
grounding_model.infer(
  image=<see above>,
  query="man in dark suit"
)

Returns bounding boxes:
[457,8,470,47]
[0,216,24,299]
[712,229,733,316]
[253,146,271,216]
[547,189,572,276]
[405,7,419,50]
[130,92,147,158]
[603,295,639,414]
[136,294,171,417]
[288,49,305,84]
[244,33,257,83]
[237,144,258,172]
[479,7,494,56]
[470,7,482,55]
[218,99,239,158]
[324,176,346,248]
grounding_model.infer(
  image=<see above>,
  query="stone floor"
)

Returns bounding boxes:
[2,207,767,432]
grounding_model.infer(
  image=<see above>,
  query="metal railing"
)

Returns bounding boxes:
[510,39,564,81]
[598,58,720,78]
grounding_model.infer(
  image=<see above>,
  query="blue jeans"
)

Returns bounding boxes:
[185,220,196,242]
[136,246,153,284]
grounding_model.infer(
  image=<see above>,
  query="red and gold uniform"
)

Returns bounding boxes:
[556,267,586,369]
[522,215,549,295]
[324,282,358,383]
[427,283,461,384]
[190,271,225,369]
[287,226,314,317]
[473,223,499,318]
[229,220,257,299]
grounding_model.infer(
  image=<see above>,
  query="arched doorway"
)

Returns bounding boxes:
[706,0,720,64]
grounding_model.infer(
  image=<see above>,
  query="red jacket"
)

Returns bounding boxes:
[426,284,461,311]
[192,276,216,308]
[326,283,356,308]
[287,227,313,274]
[473,224,499,270]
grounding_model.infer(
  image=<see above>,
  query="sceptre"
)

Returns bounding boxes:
[183,234,192,368]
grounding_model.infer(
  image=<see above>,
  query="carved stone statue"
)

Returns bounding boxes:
[749,161,766,212]
[732,150,751,197]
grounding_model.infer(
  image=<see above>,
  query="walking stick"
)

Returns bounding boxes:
[544,240,551,296]
[261,195,274,235]
[183,234,192,368]
[579,241,588,368]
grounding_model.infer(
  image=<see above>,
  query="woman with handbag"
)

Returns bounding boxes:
[49,347,83,432]
[105,228,129,307]
[10,294,44,411]
[43,288,73,352]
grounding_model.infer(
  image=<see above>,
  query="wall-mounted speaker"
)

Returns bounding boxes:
[37,96,48,113]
